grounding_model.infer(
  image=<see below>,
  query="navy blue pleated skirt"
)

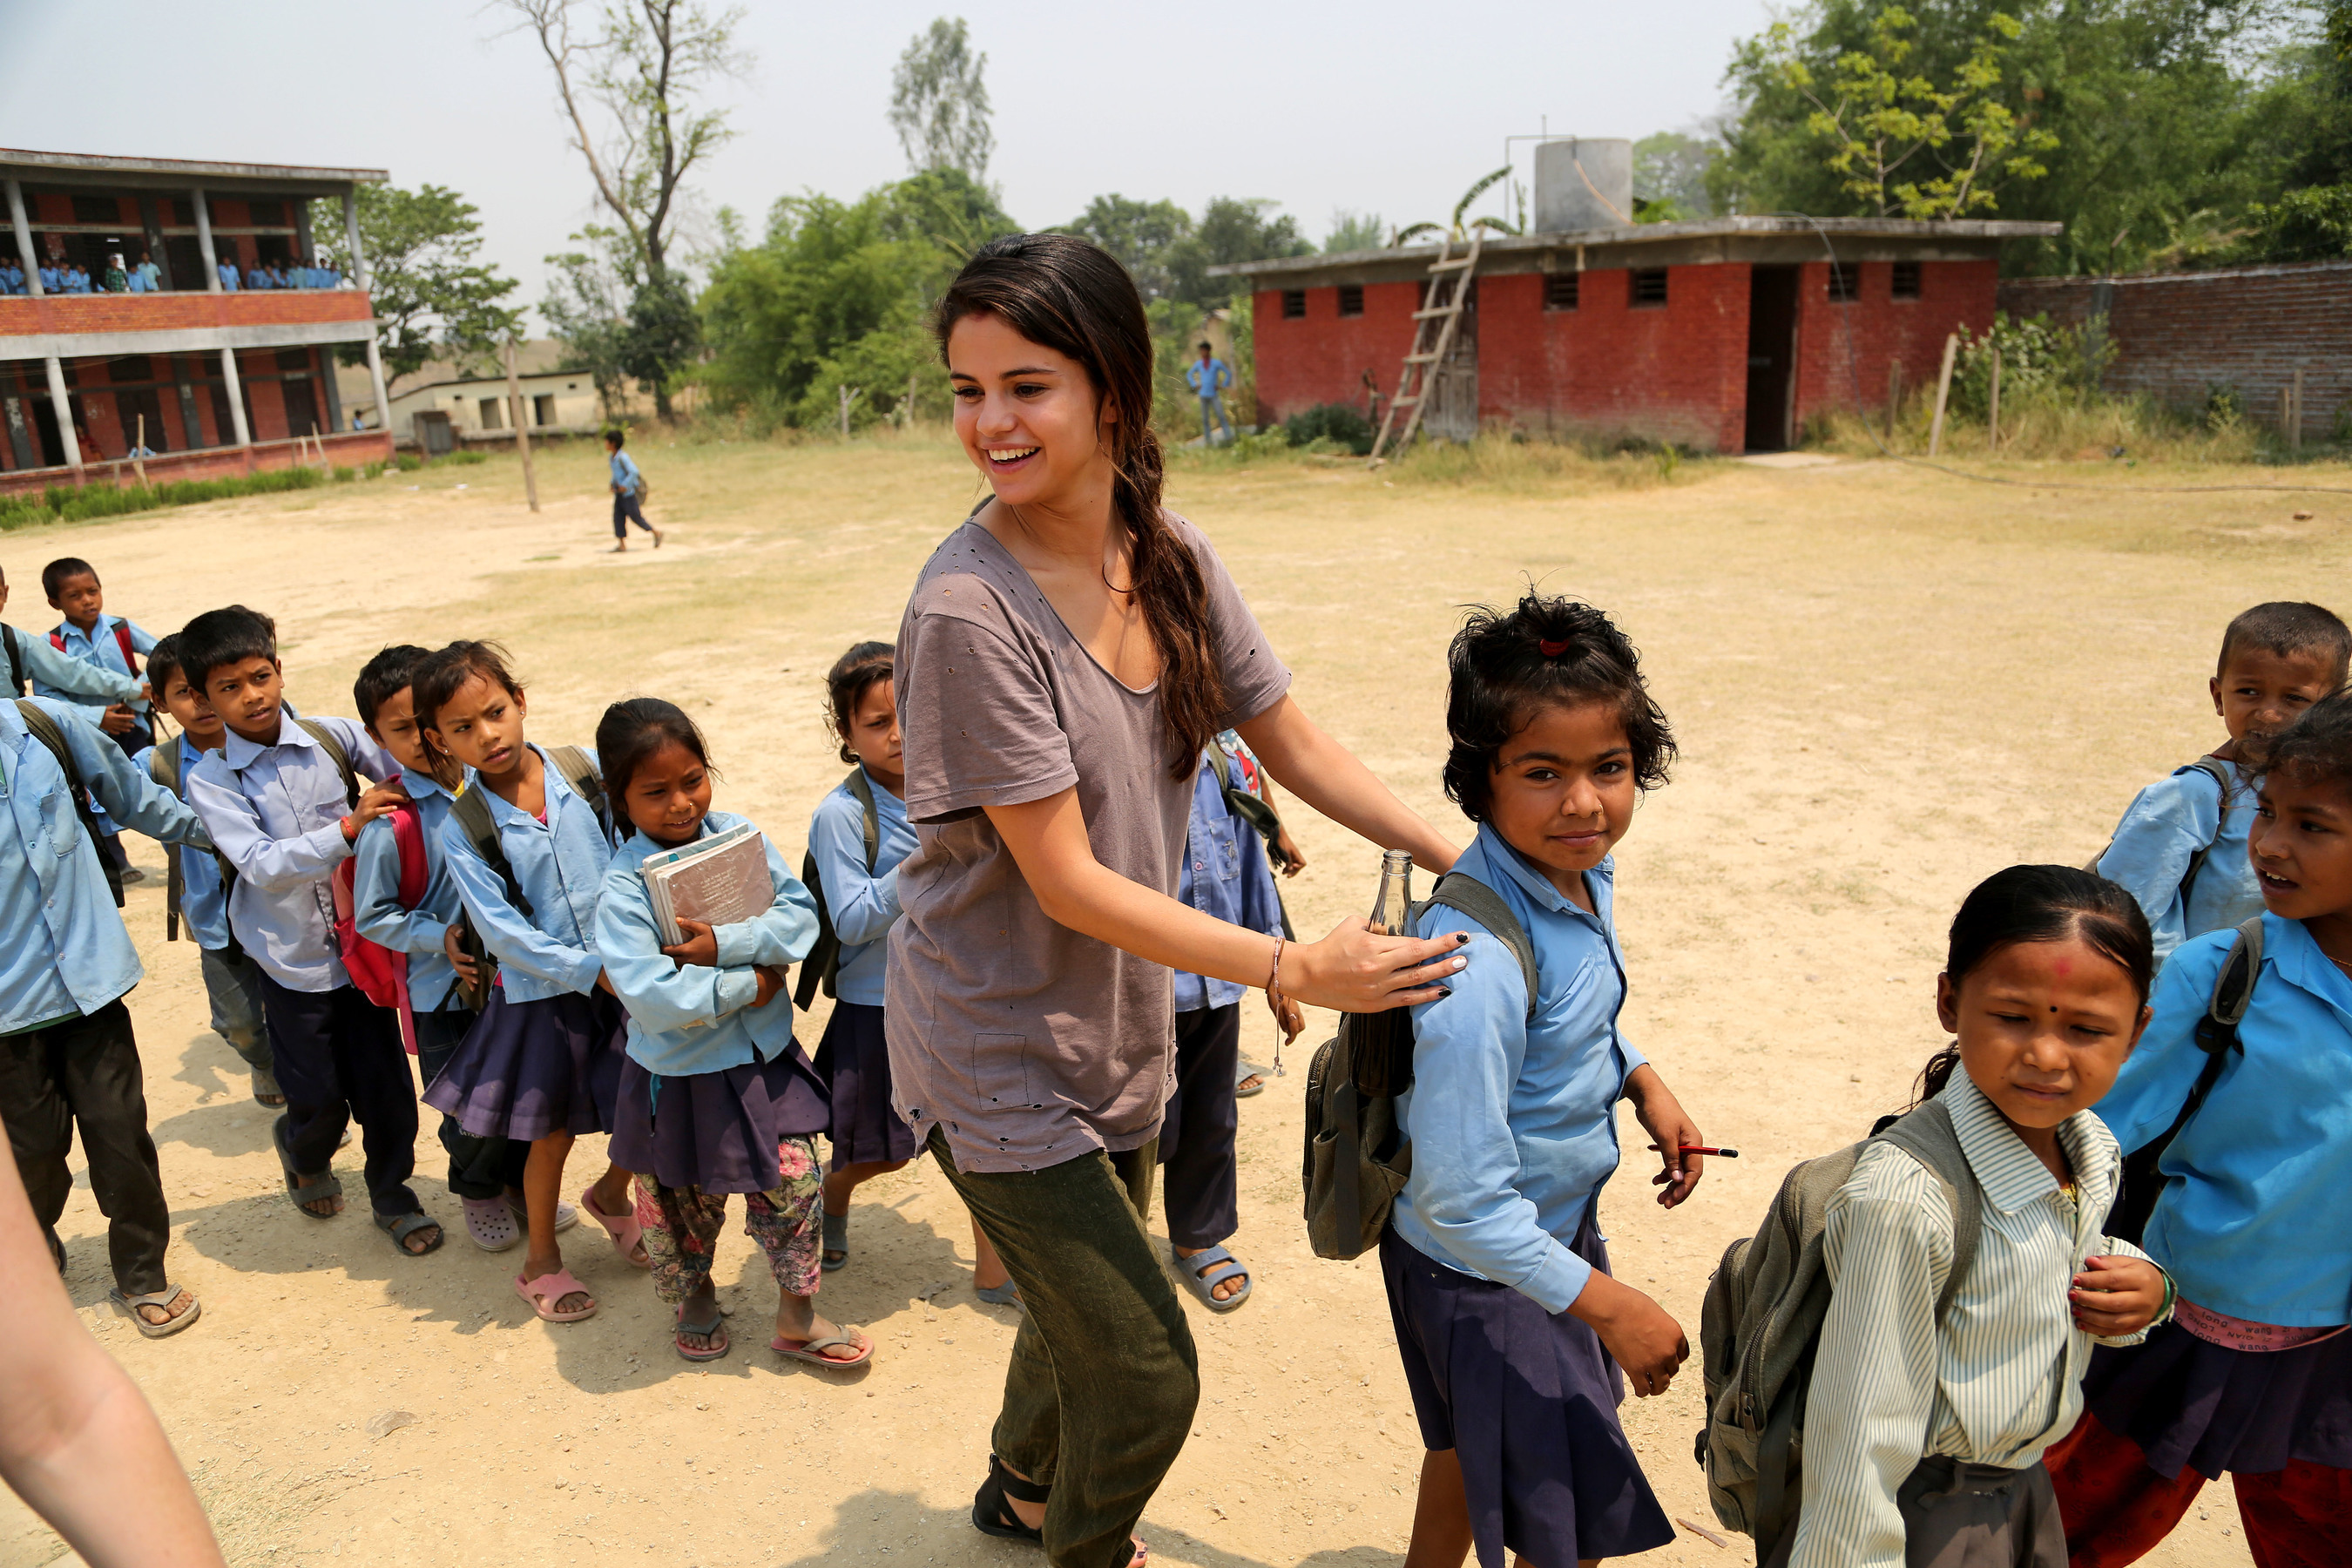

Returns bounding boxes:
[420,988,624,1144]
[609,1045,830,1195]
[2084,1320,2352,1478]
[814,1001,918,1171]
[1380,1216,1674,1568]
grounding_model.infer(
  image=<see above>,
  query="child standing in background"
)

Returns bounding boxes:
[39,558,159,884]
[2050,692,2352,1566]
[2097,601,2348,966]
[0,564,146,711]
[138,635,278,1106]
[595,699,869,1367]
[1387,596,1701,1568]
[417,642,638,1321]
[604,430,661,553]
[804,641,1014,1301]
[179,606,441,1258]
[351,645,569,1254]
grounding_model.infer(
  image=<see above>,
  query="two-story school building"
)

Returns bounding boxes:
[0,146,397,496]
[1216,170,2059,456]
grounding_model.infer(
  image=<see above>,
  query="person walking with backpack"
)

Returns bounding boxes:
[1776,867,2170,1568]
[900,234,1468,1568]
[605,430,661,553]
[2046,693,2352,1566]
[2095,602,2347,967]
[801,640,1016,1299]
[1379,596,1701,1568]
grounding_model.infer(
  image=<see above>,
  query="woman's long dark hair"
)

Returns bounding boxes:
[933,233,1225,777]
[1914,863,2155,1103]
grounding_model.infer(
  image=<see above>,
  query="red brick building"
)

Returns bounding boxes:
[1,147,395,494]
[1218,215,2060,454]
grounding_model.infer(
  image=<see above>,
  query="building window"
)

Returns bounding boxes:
[1544,273,1580,310]
[275,348,312,373]
[1891,260,1922,300]
[1630,268,1668,308]
[71,195,123,226]
[1828,262,1859,302]
[107,356,154,384]
[249,201,287,229]
[1336,284,1365,317]
[1281,289,1307,320]
[533,393,558,426]
[478,396,505,430]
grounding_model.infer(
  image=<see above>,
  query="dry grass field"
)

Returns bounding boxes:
[5,429,2346,1567]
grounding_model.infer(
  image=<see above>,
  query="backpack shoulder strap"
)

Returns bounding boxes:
[450,783,530,917]
[112,623,139,677]
[14,700,120,907]
[294,718,360,809]
[148,738,179,794]
[1872,1095,1984,1324]
[47,631,64,652]
[390,804,429,908]
[3,625,22,694]
[1205,744,1233,792]
[547,745,607,836]
[1423,872,1540,1022]
[842,767,880,873]
[2194,916,2264,1058]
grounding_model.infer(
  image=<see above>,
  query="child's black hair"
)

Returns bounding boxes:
[604,428,625,448]
[413,640,525,732]
[2219,601,2352,684]
[354,645,435,733]
[145,633,185,696]
[595,697,712,809]
[823,640,895,765]
[1440,592,1674,821]
[41,556,96,599]
[1914,863,2155,1102]
[178,605,278,693]
[2245,686,2352,794]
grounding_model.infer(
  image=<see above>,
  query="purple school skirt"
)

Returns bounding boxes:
[420,988,624,1144]
[813,1001,918,1171]
[1380,1213,1674,1568]
[2083,1320,2352,1478]
[609,1047,829,1195]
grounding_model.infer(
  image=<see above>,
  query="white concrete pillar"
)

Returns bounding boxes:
[193,186,221,293]
[43,356,80,471]
[218,348,251,447]
[6,179,43,296]
[343,190,392,434]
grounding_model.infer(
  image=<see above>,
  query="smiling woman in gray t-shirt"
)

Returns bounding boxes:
[889,233,1466,1568]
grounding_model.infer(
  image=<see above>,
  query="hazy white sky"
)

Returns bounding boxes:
[0,0,1773,325]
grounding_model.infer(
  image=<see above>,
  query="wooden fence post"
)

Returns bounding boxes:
[1988,343,2002,451]
[2292,368,2305,454]
[1928,334,1959,457]
[132,414,149,489]
[1886,360,1903,438]
[504,341,539,513]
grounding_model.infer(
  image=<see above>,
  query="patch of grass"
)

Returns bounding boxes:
[1382,431,1708,495]
[0,463,387,531]
[1808,389,2267,465]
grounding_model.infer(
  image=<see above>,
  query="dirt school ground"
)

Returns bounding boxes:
[6,431,2343,1568]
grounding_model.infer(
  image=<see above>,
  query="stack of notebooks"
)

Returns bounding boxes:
[640,822,774,944]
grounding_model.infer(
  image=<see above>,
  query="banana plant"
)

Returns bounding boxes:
[1390,166,1522,246]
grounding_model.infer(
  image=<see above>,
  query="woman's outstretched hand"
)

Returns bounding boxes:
[1278,916,1469,1015]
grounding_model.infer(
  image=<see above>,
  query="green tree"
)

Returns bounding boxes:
[314,184,522,393]
[1066,195,1193,298]
[540,226,634,421]
[1632,131,1721,220]
[1393,167,1520,246]
[1165,197,1312,306]
[889,17,994,179]
[1322,209,1388,252]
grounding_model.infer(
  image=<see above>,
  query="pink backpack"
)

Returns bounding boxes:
[331,804,428,1052]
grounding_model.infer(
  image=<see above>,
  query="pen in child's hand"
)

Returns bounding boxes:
[1648,1144,1739,1159]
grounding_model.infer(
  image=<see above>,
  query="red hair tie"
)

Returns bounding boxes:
[1538,639,1571,658]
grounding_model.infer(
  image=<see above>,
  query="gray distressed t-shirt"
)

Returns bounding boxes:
[884,516,1293,1173]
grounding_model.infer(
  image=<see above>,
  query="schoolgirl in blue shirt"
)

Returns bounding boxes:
[2050,688,2352,1566]
[416,641,639,1323]
[1388,595,1705,1568]
[2096,602,2346,966]
[595,699,872,1368]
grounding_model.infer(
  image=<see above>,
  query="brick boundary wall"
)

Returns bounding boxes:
[0,429,392,500]
[1997,261,2352,443]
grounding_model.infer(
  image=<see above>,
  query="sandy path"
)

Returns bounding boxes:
[6,433,2339,1566]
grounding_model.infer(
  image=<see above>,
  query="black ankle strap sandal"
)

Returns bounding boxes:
[972,1453,1050,1543]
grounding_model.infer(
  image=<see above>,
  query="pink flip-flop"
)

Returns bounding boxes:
[579,1186,649,1268]
[515,1267,598,1322]
[770,1326,873,1369]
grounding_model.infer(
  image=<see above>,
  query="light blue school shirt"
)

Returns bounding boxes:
[1172,745,1285,1011]
[806,768,915,1007]
[1186,357,1232,397]
[2096,758,2262,966]
[438,744,614,1003]
[0,700,208,1031]
[352,765,468,1013]
[132,734,231,951]
[609,449,641,491]
[2097,912,2352,1328]
[3,625,140,706]
[185,709,400,993]
[1390,823,1651,1315]
[218,263,239,291]
[38,614,159,718]
[596,812,821,1078]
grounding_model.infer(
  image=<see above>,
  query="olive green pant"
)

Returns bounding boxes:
[928,1125,1200,1568]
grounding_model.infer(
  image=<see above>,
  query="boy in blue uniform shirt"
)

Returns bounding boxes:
[179,606,443,1257]
[137,635,278,1106]
[39,556,160,886]
[349,645,552,1252]
[2098,601,2349,965]
[0,564,148,711]
[0,696,213,1337]
[605,429,661,551]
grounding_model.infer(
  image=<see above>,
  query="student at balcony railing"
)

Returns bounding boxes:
[100,255,128,294]
[61,264,91,295]
[131,253,159,294]
[217,260,239,292]
[0,261,22,294]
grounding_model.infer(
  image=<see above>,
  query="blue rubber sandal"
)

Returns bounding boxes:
[1174,1245,1252,1313]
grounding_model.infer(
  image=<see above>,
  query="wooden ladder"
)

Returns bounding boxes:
[1368,226,1485,464]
